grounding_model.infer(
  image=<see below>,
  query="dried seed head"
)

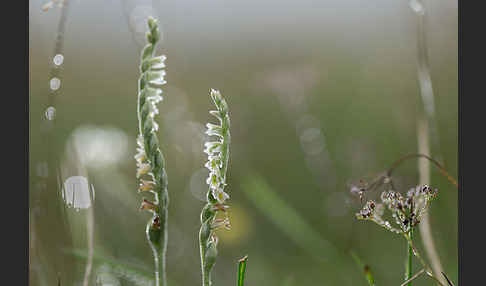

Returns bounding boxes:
[152,216,161,229]
[212,218,231,230]
[356,200,379,220]
[356,183,439,234]
[139,179,155,192]
[211,203,230,212]
[140,199,158,213]
[136,163,152,178]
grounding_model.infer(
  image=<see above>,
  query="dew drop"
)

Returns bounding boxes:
[50,77,61,91]
[44,106,56,120]
[53,54,64,66]
[42,1,54,12]
[62,176,95,209]
[409,0,425,15]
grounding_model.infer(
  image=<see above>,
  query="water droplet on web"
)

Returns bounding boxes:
[53,54,64,66]
[42,1,54,12]
[62,176,95,209]
[50,77,61,91]
[409,0,425,15]
[44,106,56,120]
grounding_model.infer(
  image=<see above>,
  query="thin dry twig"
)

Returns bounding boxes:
[400,268,425,286]
[387,153,458,188]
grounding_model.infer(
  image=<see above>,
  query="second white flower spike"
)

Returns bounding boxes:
[204,89,231,204]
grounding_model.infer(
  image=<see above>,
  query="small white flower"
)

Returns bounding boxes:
[209,110,222,121]
[206,172,222,190]
[152,121,159,132]
[137,163,151,178]
[149,78,167,87]
[135,135,147,163]
[210,89,223,106]
[204,141,223,155]
[206,123,224,137]
[139,179,155,192]
[212,189,230,204]
[205,158,222,172]
[148,93,163,105]
[150,55,166,70]
[134,149,146,163]
[137,135,144,148]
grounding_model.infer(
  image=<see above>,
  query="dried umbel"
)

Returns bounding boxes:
[199,89,231,286]
[351,154,454,285]
[134,17,169,286]
[356,184,438,234]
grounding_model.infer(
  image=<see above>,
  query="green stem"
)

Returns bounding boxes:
[199,208,216,286]
[406,229,413,286]
[237,256,248,286]
[403,232,445,286]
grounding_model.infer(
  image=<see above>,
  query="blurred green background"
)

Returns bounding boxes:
[29,0,457,285]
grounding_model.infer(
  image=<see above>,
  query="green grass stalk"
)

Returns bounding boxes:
[403,233,445,286]
[237,256,248,286]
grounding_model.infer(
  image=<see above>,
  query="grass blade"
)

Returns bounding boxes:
[441,272,455,286]
[241,174,340,262]
[237,255,248,286]
[350,251,375,286]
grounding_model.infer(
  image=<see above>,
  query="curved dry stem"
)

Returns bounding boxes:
[416,118,447,286]
[386,153,457,188]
